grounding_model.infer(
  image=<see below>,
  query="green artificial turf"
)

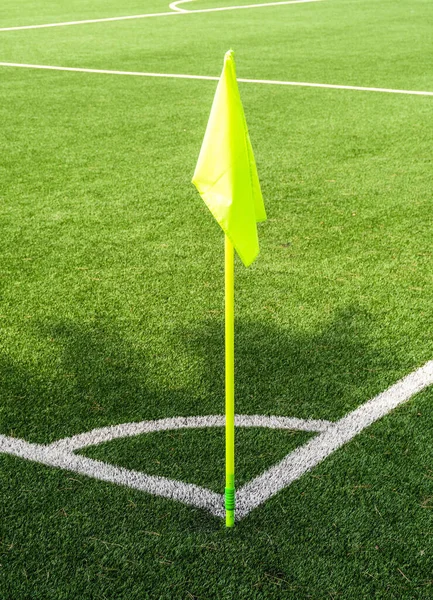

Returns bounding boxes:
[0,0,172,28]
[1,0,433,597]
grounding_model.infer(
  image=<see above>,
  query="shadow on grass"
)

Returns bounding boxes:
[0,306,412,443]
[182,305,404,420]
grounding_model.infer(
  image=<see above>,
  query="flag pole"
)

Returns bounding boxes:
[225,234,235,527]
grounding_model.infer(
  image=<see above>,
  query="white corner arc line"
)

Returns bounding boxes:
[48,414,332,453]
[1,62,433,98]
[236,360,433,518]
[1,361,433,520]
[0,0,321,32]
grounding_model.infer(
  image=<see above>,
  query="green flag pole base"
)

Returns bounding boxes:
[225,487,235,527]
[226,510,235,528]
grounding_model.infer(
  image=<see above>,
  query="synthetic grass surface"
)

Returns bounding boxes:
[2,391,433,598]
[0,0,172,28]
[1,0,432,91]
[1,0,433,597]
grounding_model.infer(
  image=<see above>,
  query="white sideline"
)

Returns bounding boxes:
[0,0,321,32]
[1,362,433,520]
[1,62,433,97]
[0,62,219,81]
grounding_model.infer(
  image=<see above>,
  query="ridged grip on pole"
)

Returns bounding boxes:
[225,487,235,527]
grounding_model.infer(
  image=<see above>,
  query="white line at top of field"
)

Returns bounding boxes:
[0,0,321,33]
[1,61,433,97]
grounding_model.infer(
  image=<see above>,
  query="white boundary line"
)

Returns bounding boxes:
[168,0,315,12]
[1,361,433,520]
[236,360,433,517]
[0,62,219,81]
[0,0,321,32]
[1,62,433,97]
[0,434,225,517]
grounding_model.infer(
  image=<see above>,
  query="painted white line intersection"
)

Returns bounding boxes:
[1,361,433,521]
[0,0,321,33]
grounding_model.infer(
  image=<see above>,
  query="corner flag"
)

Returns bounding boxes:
[192,49,266,267]
[192,50,266,528]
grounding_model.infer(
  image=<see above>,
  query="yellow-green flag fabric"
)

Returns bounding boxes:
[192,50,266,267]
